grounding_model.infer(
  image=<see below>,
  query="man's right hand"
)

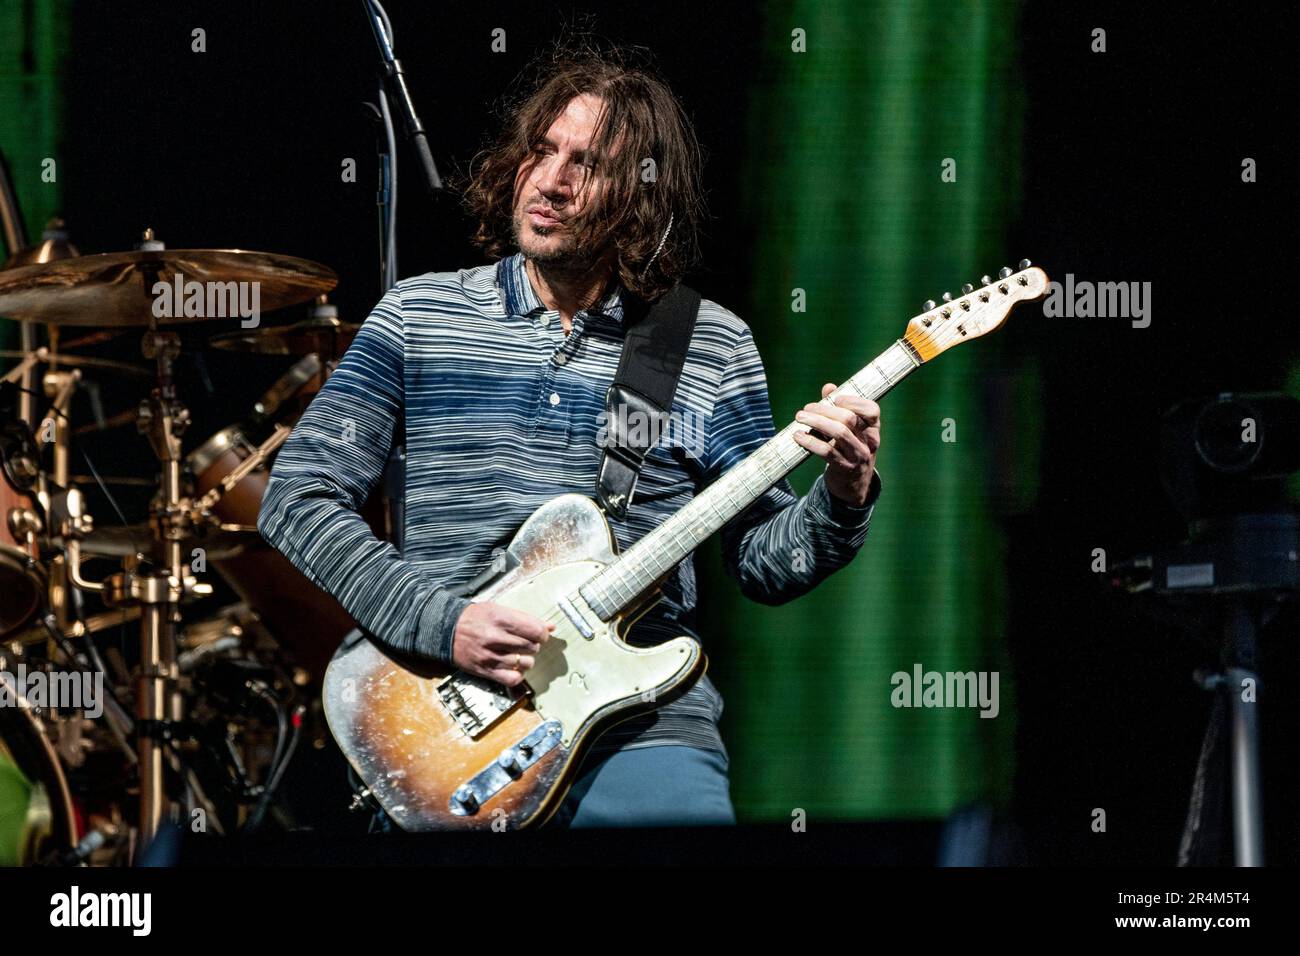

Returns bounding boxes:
[451,602,555,687]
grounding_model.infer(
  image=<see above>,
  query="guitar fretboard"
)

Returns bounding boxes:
[579,338,920,619]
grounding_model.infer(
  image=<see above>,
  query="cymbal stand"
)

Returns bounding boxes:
[62,326,212,851]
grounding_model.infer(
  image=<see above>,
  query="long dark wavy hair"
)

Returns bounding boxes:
[460,43,705,302]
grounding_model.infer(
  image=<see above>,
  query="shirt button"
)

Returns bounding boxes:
[538,314,551,328]
[549,392,561,406]
[554,353,568,366]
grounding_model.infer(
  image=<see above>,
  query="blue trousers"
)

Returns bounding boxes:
[546,744,736,828]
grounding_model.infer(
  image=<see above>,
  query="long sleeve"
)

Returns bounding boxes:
[257,283,471,665]
[702,324,882,606]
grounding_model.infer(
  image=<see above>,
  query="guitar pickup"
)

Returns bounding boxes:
[557,594,596,639]
[449,720,564,816]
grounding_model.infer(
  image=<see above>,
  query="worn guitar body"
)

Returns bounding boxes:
[322,493,706,831]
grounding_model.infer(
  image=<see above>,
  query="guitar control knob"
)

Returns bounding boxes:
[498,748,522,773]
[998,266,1013,279]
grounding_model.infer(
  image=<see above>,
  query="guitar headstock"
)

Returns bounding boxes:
[903,260,1049,362]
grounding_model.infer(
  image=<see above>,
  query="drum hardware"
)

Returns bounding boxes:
[0,352,149,448]
[76,606,143,636]
[249,354,322,425]
[190,424,292,519]
[1,399,47,639]
[37,825,116,867]
[173,604,309,833]
[1,162,80,429]
[1,231,348,856]
[41,367,80,488]
[1,346,50,385]
[75,521,251,562]
[34,606,228,853]
[56,324,219,848]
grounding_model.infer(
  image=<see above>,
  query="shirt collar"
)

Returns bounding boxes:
[495,252,626,325]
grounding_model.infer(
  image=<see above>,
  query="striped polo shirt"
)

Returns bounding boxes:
[259,252,881,760]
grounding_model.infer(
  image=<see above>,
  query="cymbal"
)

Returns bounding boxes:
[69,473,158,486]
[207,315,360,358]
[2,219,80,269]
[0,349,151,379]
[0,249,336,326]
[77,523,253,560]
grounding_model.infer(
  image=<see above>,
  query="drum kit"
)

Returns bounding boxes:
[0,222,375,865]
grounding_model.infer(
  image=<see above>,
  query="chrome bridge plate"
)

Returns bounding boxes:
[436,671,522,738]
[448,720,564,816]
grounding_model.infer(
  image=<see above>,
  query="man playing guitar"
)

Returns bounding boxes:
[259,47,882,828]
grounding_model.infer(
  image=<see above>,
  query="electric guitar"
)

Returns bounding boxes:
[323,261,1050,830]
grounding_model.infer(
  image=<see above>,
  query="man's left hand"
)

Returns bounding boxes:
[792,383,881,507]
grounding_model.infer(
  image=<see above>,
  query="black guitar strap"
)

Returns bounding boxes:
[596,282,702,520]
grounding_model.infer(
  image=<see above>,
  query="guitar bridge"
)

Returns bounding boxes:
[449,720,564,816]
[436,672,522,737]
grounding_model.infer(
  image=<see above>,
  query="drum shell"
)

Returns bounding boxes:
[0,687,78,866]
[189,427,356,679]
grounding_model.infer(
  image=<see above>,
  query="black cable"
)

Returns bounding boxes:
[241,683,298,832]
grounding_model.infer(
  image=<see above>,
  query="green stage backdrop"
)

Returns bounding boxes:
[0,0,66,263]
[705,0,1030,820]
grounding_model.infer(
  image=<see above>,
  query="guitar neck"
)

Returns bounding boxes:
[579,337,922,620]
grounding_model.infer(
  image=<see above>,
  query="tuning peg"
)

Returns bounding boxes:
[1018,258,1031,270]
[923,299,936,311]
[980,274,992,286]
[941,292,953,303]
[998,266,1013,279]
[961,283,974,294]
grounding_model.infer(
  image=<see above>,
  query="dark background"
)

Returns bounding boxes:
[45,0,1298,863]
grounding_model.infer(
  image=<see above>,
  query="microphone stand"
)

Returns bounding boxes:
[361,0,443,198]
[359,0,418,552]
